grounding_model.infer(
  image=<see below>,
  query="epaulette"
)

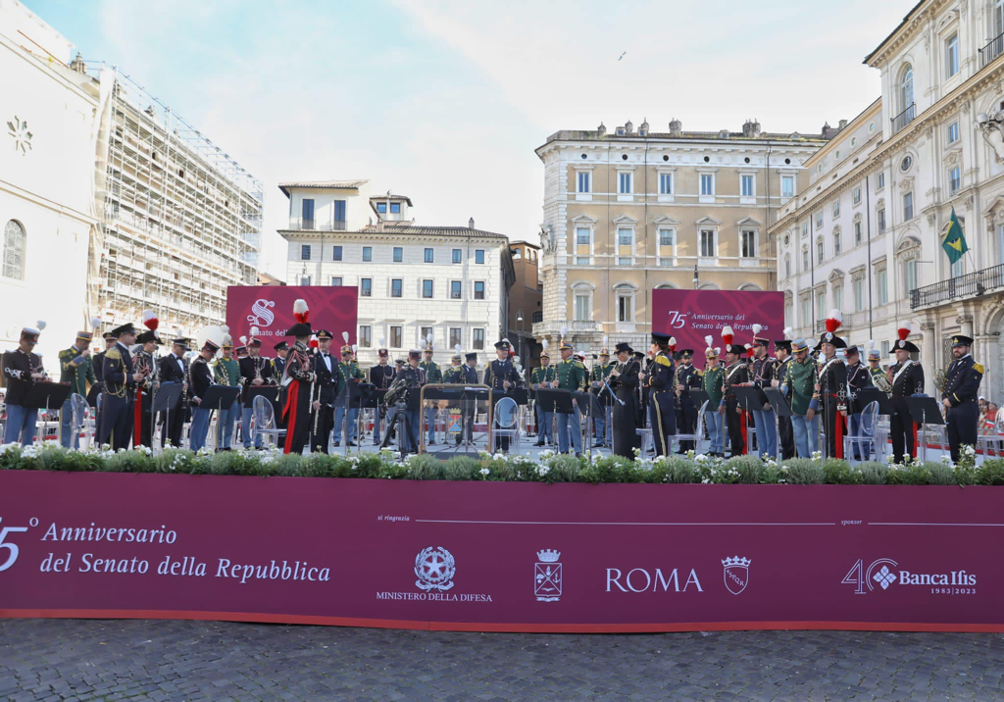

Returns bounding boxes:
[106,348,122,361]
[574,361,586,369]
[974,362,985,374]
[697,369,704,376]
[58,349,73,359]
[655,355,673,367]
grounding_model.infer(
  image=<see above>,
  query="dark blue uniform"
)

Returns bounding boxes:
[675,362,701,452]
[485,358,521,452]
[942,354,983,462]
[99,343,135,449]
[647,352,676,456]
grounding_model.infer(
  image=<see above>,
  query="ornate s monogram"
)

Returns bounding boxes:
[7,116,32,155]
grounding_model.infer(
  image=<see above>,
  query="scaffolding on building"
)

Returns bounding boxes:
[82,62,263,336]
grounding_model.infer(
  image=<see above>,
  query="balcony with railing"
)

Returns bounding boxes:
[980,32,1004,69]
[891,103,916,134]
[286,218,348,231]
[910,263,1004,309]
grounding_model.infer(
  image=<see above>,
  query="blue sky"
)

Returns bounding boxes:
[27,0,911,274]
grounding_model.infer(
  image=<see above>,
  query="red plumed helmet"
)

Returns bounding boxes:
[721,326,734,347]
[745,343,754,358]
[142,309,158,331]
[668,336,677,352]
[898,321,912,340]
[293,298,309,324]
[309,333,319,349]
[825,309,842,334]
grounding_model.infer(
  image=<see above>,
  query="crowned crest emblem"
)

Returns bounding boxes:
[414,546,456,591]
[722,555,751,595]
[534,549,562,602]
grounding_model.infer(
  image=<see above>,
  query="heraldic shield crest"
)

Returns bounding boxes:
[722,555,750,595]
[534,549,561,602]
[415,546,456,591]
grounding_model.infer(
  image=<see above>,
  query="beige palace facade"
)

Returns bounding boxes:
[533,119,828,351]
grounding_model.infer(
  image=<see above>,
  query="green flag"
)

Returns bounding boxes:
[942,207,969,265]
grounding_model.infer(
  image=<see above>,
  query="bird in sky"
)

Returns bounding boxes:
[618,51,627,61]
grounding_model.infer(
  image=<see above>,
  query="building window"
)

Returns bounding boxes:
[946,34,959,78]
[424,248,434,263]
[802,247,809,271]
[659,229,674,248]
[449,327,462,349]
[331,277,342,286]
[475,249,485,264]
[419,327,433,347]
[362,246,372,262]
[390,326,403,348]
[854,221,862,246]
[816,291,826,321]
[618,257,632,266]
[452,249,462,264]
[700,174,714,196]
[740,230,757,258]
[333,200,346,225]
[853,187,861,205]
[450,280,462,299]
[741,174,754,198]
[854,278,864,311]
[300,244,311,261]
[2,220,26,280]
[474,281,485,299]
[376,202,387,214]
[950,166,961,195]
[659,258,673,267]
[900,64,914,114]
[952,257,965,278]
[877,172,885,190]
[817,238,824,264]
[781,175,794,199]
[422,279,434,298]
[877,269,888,305]
[832,200,840,218]
[784,254,791,278]
[330,245,342,262]
[998,223,1004,265]
[301,199,315,228]
[393,247,403,263]
[903,192,914,221]
[816,211,823,228]
[390,202,401,214]
[575,256,589,265]
[905,259,918,294]
[574,292,591,321]
[659,172,672,195]
[801,297,811,327]
[615,285,634,322]
[618,172,632,194]
[472,328,485,350]
[300,276,311,286]
[833,286,843,311]
[802,221,808,237]
[948,122,959,143]
[576,227,591,245]
[391,279,403,297]
[833,231,841,256]
[360,278,372,297]
[577,171,591,193]
[618,228,633,246]
[700,229,716,257]
[359,326,371,348]
[878,208,886,234]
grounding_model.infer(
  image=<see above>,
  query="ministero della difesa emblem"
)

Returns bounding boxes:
[722,555,751,595]
[534,549,561,602]
[375,546,493,602]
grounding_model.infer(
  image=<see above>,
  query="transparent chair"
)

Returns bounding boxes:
[493,396,520,452]
[671,400,708,454]
[844,401,880,463]
[253,394,285,450]
[69,393,89,448]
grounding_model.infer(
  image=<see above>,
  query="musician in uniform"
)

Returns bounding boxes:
[133,329,162,448]
[607,342,640,459]
[815,311,848,459]
[273,341,289,378]
[888,323,924,464]
[442,349,464,383]
[158,338,190,448]
[674,348,701,453]
[400,349,427,453]
[308,330,337,453]
[213,331,241,451]
[530,346,556,447]
[845,345,873,460]
[370,346,395,445]
[420,344,443,445]
[239,333,273,450]
[553,340,588,456]
[3,325,46,446]
[485,339,522,453]
[589,347,615,448]
[58,329,96,449]
[92,331,116,384]
[742,326,777,459]
[281,301,315,454]
[333,341,364,447]
[781,338,820,458]
[99,323,142,450]
[702,341,725,458]
[773,330,795,460]
[942,334,983,463]
[720,328,748,458]
[634,351,649,428]
[641,332,677,457]
[867,341,889,390]
[188,339,218,452]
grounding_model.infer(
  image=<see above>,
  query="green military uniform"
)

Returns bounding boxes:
[420,360,442,384]
[213,357,241,387]
[702,365,724,408]
[59,345,97,397]
[783,357,819,415]
[530,365,557,386]
[554,354,588,454]
[443,364,464,383]
[589,361,614,386]
[556,357,588,392]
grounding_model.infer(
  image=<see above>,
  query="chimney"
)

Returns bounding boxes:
[468,217,475,229]
[669,118,682,136]
[597,122,607,136]
[838,119,848,130]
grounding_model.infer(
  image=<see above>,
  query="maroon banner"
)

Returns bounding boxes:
[2,472,1003,633]
[652,289,784,367]
[225,286,358,345]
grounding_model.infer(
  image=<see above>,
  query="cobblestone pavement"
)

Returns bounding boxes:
[2,619,1003,701]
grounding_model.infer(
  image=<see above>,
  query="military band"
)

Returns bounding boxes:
[530,344,556,447]
[815,311,848,460]
[889,323,925,464]
[589,345,615,448]
[58,328,96,449]
[674,348,701,453]
[643,333,677,457]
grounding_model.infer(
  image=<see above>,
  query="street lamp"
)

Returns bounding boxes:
[517,310,524,362]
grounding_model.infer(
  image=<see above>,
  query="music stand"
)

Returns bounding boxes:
[688,390,710,410]
[907,395,946,463]
[86,382,104,408]
[572,390,601,452]
[26,382,71,445]
[200,386,241,451]
[336,380,368,456]
[151,383,182,452]
[856,388,892,416]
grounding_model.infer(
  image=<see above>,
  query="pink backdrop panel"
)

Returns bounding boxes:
[225,286,358,346]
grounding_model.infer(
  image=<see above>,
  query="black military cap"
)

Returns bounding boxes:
[494,340,510,351]
[136,330,162,345]
[465,352,478,362]
[651,332,672,345]
[952,334,974,347]
[286,322,312,337]
[615,342,633,354]
[273,341,289,351]
[110,323,136,337]
[315,329,333,341]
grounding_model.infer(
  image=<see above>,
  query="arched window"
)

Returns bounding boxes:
[738,283,762,291]
[833,228,842,256]
[900,65,914,112]
[571,282,593,322]
[3,220,26,280]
